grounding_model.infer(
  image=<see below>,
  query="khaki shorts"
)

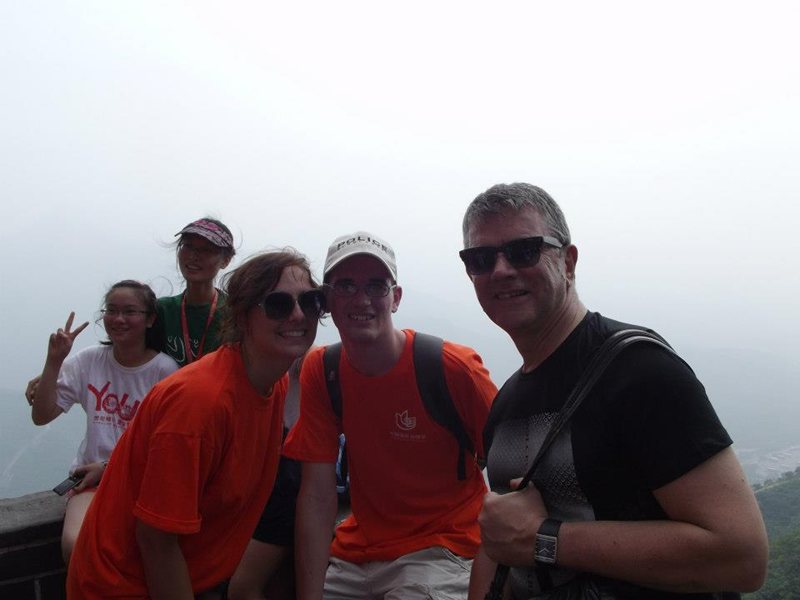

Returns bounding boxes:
[324,546,472,600]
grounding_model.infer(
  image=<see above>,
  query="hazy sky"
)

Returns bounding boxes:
[3,1,799,395]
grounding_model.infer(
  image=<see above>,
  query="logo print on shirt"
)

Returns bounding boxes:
[166,336,187,365]
[88,381,141,422]
[395,410,416,431]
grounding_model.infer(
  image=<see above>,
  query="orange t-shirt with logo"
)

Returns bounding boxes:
[67,345,287,599]
[284,329,497,563]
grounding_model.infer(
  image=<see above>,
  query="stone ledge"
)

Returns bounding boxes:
[0,491,66,600]
[0,491,65,546]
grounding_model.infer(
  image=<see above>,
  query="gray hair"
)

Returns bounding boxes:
[462,183,571,247]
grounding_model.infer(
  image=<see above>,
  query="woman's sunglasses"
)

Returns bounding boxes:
[459,236,563,276]
[259,290,326,321]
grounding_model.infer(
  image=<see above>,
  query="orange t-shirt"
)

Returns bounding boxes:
[67,345,287,599]
[283,329,497,563]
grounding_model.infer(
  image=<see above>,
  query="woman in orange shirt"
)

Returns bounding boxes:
[67,249,324,599]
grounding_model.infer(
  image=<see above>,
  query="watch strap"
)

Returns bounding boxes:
[534,518,562,565]
[534,518,562,592]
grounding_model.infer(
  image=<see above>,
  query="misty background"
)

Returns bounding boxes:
[2,1,799,498]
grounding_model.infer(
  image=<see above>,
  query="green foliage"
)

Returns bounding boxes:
[745,528,800,600]
[755,474,800,540]
[744,470,800,599]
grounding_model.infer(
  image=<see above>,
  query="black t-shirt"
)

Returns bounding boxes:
[485,312,733,599]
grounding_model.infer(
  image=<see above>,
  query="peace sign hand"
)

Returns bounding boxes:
[46,312,89,365]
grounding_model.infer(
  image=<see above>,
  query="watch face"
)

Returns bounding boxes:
[535,533,558,565]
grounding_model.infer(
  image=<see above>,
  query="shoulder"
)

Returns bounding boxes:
[298,345,335,396]
[441,339,486,368]
[157,294,183,311]
[405,329,472,359]
[411,330,497,394]
[585,313,693,382]
[70,344,112,366]
[406,329,488,372]
[299,345,327,374]
[604,340,697,394]
[164,347,233,388]
[193,344,239,376]
[306,344,328,361]
[59,345,109,382]
[146,349,240,413]
[561,311,679,373]
[487,369,525,415]
[150,352,180,373]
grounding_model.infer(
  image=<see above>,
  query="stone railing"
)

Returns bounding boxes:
[0,491,351,600]
[0,492,66,600]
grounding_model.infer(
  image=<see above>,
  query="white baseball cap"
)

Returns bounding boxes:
[323,231,397,281]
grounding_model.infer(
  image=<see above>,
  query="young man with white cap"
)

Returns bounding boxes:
[284,231,497,600]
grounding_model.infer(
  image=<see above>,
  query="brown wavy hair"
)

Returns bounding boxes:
[219,248,320,343]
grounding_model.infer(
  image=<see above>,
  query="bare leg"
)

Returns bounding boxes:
[228,539,290,600]
[61,490,95,565]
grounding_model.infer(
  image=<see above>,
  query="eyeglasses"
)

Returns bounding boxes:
[178,241,222,258]
[325,280,395,298]
[101,308,150,319]
[459,236,563,276]
[259,290,326,321]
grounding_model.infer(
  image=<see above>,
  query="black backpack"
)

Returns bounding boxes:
[322,332,476,482]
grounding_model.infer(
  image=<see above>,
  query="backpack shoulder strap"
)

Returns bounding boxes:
[322,342,344,420]
[519,328,679,488]
[323,343,349,496]
[412,332,474,480]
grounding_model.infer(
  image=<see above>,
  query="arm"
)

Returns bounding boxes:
[72,461,107,491]
[442,343,497,458]
[135,520,194,600]
[468,545,501,600]
[31,312,88,425]
[295,461,337,600]
[479,448,768,593]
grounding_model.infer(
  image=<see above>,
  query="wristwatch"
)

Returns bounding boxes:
[534,518,562,566]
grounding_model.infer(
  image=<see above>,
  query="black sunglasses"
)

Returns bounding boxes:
[259,290,325,321]
[459,236,563,275]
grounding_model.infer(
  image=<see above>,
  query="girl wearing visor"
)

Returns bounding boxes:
[67,249,325,599]
[157,217,236,367]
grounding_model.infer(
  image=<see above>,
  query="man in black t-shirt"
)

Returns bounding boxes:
[459,183,768,599]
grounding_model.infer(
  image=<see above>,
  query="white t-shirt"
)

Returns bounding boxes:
[55,345,179,471]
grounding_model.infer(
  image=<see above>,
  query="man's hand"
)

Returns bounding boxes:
[479,478,548,566]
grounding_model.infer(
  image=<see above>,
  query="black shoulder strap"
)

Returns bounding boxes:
[413,332,474,481]
[518,328,676,489]
[323,343,348,495]
[322,342,344,420]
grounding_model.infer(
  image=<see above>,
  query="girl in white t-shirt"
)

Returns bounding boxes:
[30,280,178,564]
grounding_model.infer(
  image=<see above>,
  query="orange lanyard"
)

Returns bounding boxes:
[180,290,218,364]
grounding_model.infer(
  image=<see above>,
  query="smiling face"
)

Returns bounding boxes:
[102,287,156,348]
[325,254,401,346]
[465,206,577,338]
[243,265,319,362]
[177,233,232,285]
